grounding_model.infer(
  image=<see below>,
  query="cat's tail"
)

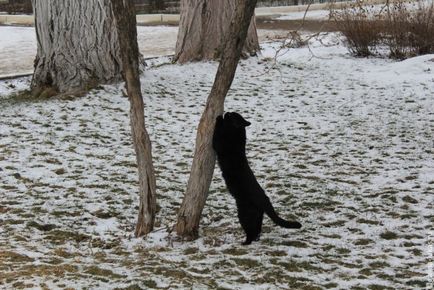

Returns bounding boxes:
[263,198,302,229]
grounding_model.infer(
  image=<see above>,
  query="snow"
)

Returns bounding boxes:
[363,54,434,84]
[275,0,434,21]
[137,26,178,58]
[0,26,36,76]
[1,26,434,290]
[0,25,179,77]
[0,26,287,77]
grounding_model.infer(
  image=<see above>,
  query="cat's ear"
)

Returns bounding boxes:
[242,119,251,127]
[238,116,251,127]
[234,118,250,128]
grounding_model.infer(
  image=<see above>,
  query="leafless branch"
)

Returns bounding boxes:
[255,0,331,77]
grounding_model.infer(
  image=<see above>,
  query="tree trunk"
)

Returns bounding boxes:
[176,0,258,240]
[31,0,122,95]
[174,0,260,63]
[110,0,157,237]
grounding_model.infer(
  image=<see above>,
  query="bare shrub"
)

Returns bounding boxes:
[332,3,383,56]
[386,1,434,59]
[334,0,434,59]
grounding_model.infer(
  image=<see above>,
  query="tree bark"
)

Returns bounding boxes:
[176,0,258,240]
[110,0,157,237]
[31,0,122,95]
[174,0,260,63]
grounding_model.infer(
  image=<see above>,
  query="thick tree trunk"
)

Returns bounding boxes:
[31,0,122,95]
[176,0,258,240]
[110,0,157,237]
[174,0,260,63]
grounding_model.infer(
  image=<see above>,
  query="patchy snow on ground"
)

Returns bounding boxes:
[0,32,433,290]
[276,0,434,21]
[0,26,36,76]
[0,25,287,77]
[0,25,179,77]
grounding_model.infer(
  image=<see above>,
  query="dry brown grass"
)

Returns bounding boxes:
[333,0,434,58]
[386,1,434,58]
[333,4,383,56]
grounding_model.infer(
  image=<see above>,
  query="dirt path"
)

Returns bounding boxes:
[257,18,337,32]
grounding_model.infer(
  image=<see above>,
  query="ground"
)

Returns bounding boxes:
[0,25,290,77]
[0,29,433,290]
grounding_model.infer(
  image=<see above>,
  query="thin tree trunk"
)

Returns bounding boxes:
[176,0,258,240]
[110,0,157,237]
[174,0,259,63]
[31,0,122,95]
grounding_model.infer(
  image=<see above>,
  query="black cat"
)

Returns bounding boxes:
[212,112,302,245]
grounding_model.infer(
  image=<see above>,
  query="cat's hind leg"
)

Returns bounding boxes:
[238,203,263,245]
[253,211,264,242]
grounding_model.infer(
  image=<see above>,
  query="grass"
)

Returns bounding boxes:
[84,266,126,279]
[380,231,399,240]
[44,230,90,245]
[26,221,57,232]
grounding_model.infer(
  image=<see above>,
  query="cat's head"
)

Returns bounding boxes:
[223,112,251,129]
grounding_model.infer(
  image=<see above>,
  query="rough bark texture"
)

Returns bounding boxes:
[31,0,122,95]
[174,0,260,63]
[176,0,258,240]
[110,0,157,237]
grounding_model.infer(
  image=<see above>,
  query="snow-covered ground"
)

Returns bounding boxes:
[0,26,36,76]
[275,0,434,21]
[0,26,288,77]
[0,26,180,76]
[1,30,434,289]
